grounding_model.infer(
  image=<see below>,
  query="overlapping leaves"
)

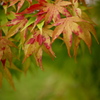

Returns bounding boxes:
[0,0,99,89]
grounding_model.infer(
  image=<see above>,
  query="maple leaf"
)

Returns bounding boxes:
[0,36,17,67]
[7,14,26,26]
[78,22,99,47]
[52,16,82,56]
[17,0,25,13]
[2,67,15,90]
[18,0,71,24]
[8,0,32,12]
[0,8,8,34]
[23,26,55,69]
[7,15,28,38]
[17,0,46,15]
[42,0,72,23]
[52,16,98,57]
[0,64,15,89]
[73,35,80,58]
[0,31,22,89]
[16,0,72,33]
[0,0,99,90]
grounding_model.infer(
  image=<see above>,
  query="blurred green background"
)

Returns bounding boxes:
[0,1,100,100]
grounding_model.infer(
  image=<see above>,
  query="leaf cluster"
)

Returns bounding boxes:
[0,0,98,89]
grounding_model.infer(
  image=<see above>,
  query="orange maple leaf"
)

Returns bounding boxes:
[42,0,72,23]
[52,16,98,57]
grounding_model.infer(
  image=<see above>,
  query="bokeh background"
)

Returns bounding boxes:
[0,0,100,100]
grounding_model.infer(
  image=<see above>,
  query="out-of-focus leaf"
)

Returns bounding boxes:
[0,36,17,67]
[23,57,31,74]
[3,67,15,90]
[6,61,22,72]
[0,50,3,60]
[37,21,44,33]
[7,12,16,20]
[19,28,28,46]
[21,17,36,31]
[7,21,25,38]
[18,3,43,14]
[0,72,2,88]
[34,47,43,69]
[0,8,8,34]
[3,4,8,14]
[27,0,32,4]
[8,0,31,13]
[17,0,25,12]
[7,15,27,26]
[73,35,80,58]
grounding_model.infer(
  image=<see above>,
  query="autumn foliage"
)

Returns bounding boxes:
[0,0,98,89]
